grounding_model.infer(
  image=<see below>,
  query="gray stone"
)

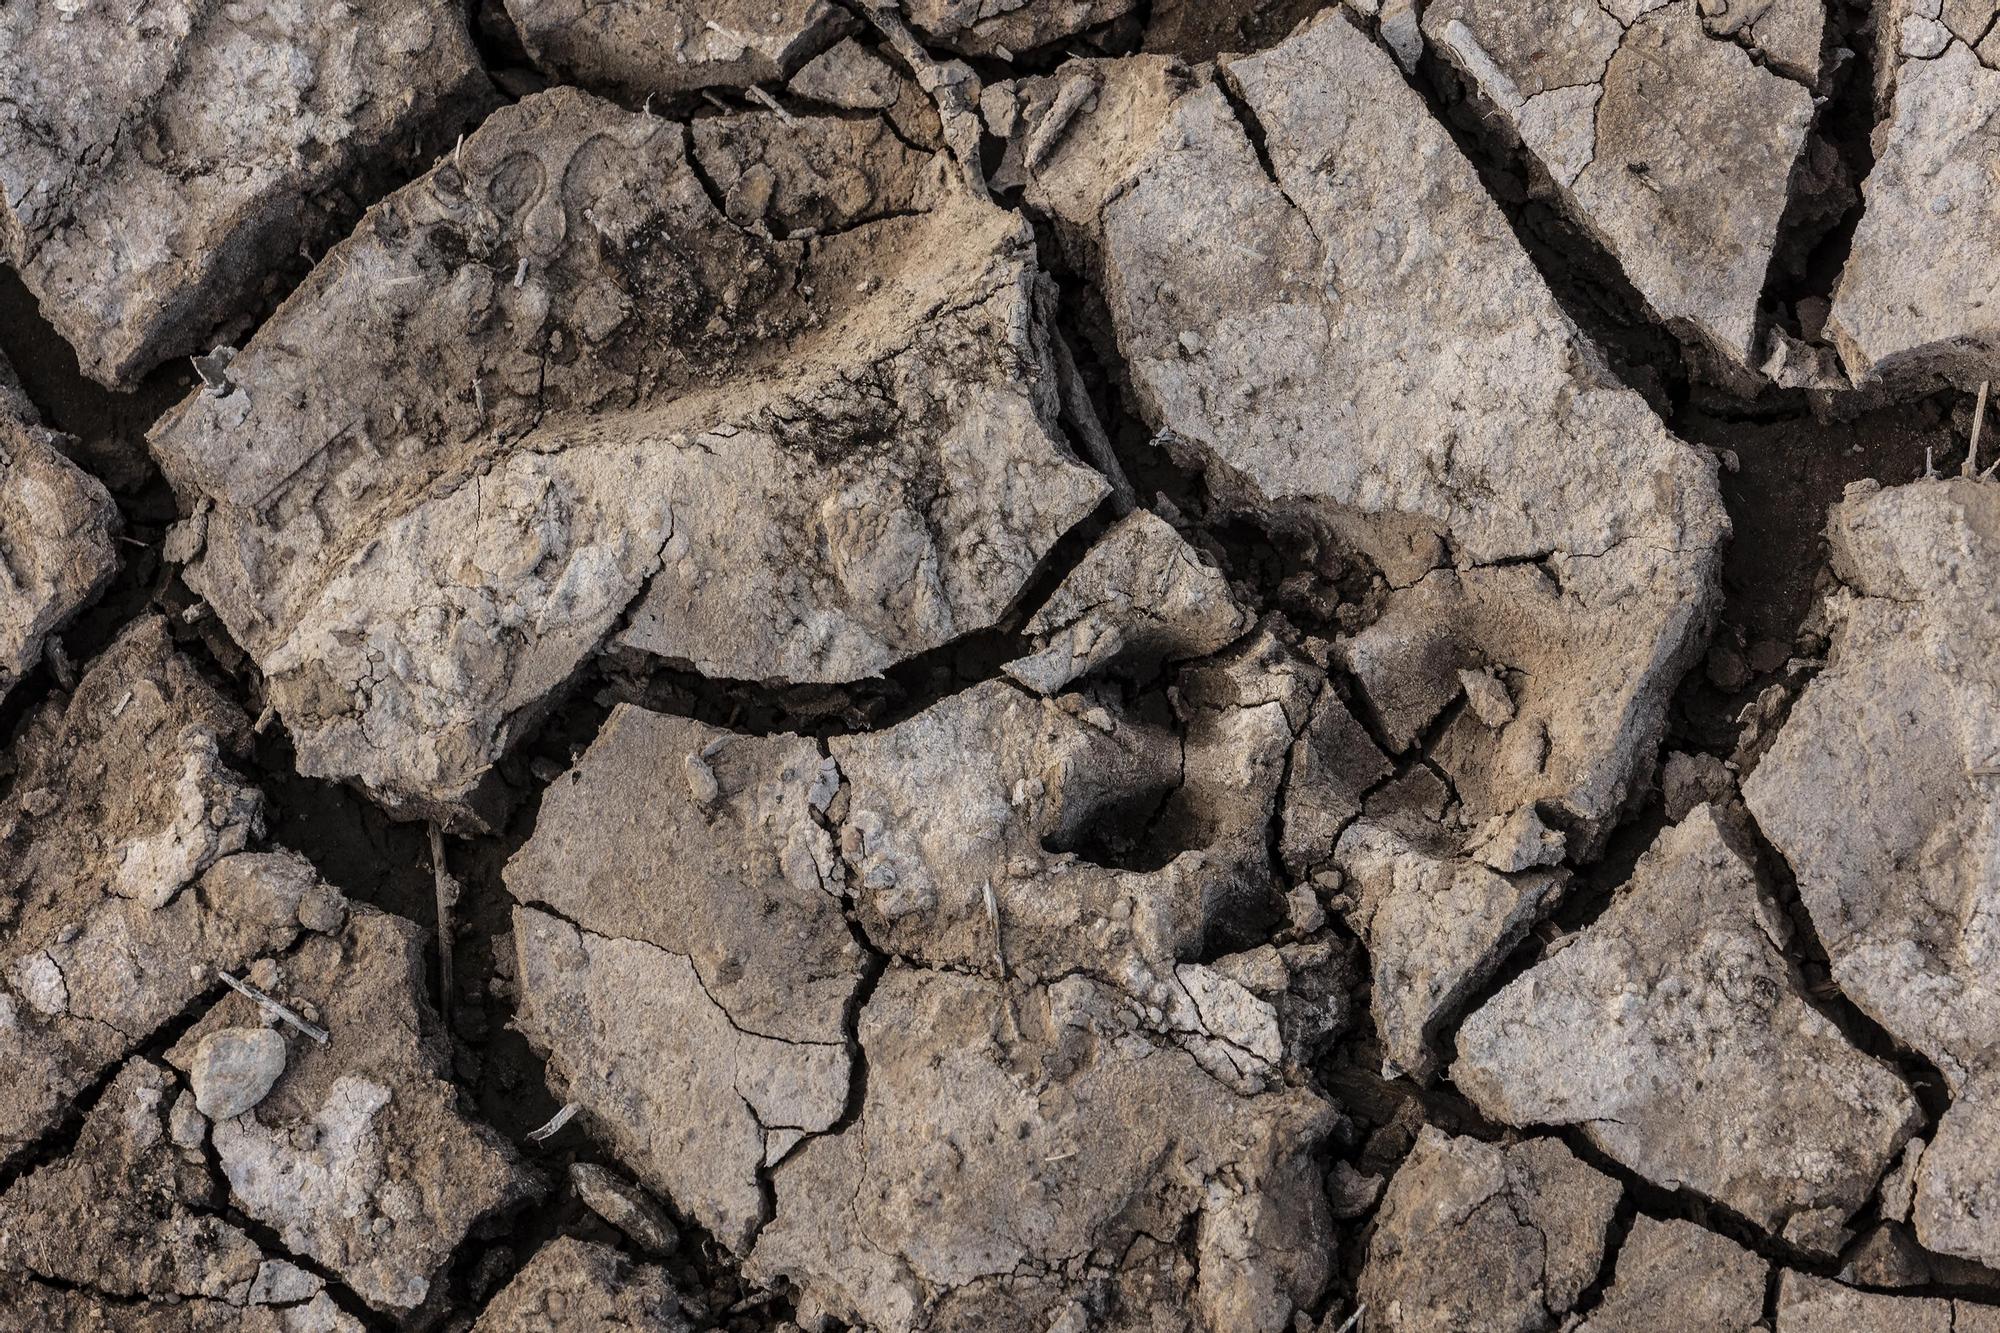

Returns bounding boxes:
[190,1027,288,1121]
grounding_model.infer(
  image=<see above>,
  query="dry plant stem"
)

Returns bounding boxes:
[429,823,458,1030]
[217,969,331,1045]
[525,1101,581,1144]
[1966,380,1990,477]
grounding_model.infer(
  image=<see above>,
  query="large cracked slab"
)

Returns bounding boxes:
[0,0,492,387]
[1358,1126,1621,1333]
[0,618,322,1162]
[167,909,537,1314]
[1424,0,1817,368]
[505,706,865,1253]
[0,353,119,703]
[1829,33,2000,386]
[745,964,1338,1332]
[1015,15,1726,873]
[1454,805,1919,1252]
[1746,475,2000,1265]
[148,88,1106,821]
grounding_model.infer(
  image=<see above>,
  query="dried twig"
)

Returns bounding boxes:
[744,84,796,123]
[983,879,1007,980]
[429,824,460,1029]
[1968,380,1991,477]
[526,1101,581,1143]
[217,970,330,1045]
[1332,1304,1367,1333]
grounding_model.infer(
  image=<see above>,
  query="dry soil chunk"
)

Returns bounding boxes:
[169,910,536,1313]
[1454,806,1919,1252]
[189,1027,288,1121]
[1424,0,1815,366]
[1003,509,1251,693]
[745,965,1338,1333]
[1018,18,1724,865]
[1573,1216,1769,1333]
[1771,1272,1998,1332]
[833,632,1308,983]
[0,1059,263,1302]
[900,0,1140,55]
[148,88,1104,821]
[514,907,850,1255]
[502,0,847,101]
[504,707,863,1252]
[1358,1127,1621,1333]
[1913,1074,2000,1269]
[1338,813,1565,1080]
[1745,477,2000,1092]
[0,619,300,1162]
[506,705,862,1045]
[689,111,941,237]
[0,353,119,701]
[472,1237,691,1333]
[1829,41,2000,386]
[0,0,491,387]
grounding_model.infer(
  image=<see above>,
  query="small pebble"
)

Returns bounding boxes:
[191,1026,288,1120]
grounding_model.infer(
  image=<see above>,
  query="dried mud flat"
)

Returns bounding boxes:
[1,0,1998,1329]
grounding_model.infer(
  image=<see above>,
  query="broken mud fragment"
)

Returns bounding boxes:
[1424,0,1818,368]
[1776,1271,2000,1331]
[1572,1216,1769,1333]
[148,87,1105,822]
[1358,1126,1620,1333]
[502,0,848,103]
[900,0,1140,56]
[0,0,493,387]
[1454,806,1920,1253]
[0,352,119,705]
[166,908,537,1314]
[471,1236,691,1332]
[1003,509,1252,694]
[0,618,314,1163]
[746,964,1337,1332]
[1830,37,2000,387]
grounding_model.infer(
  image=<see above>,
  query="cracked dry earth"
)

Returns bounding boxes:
[7,2,2000,1333]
